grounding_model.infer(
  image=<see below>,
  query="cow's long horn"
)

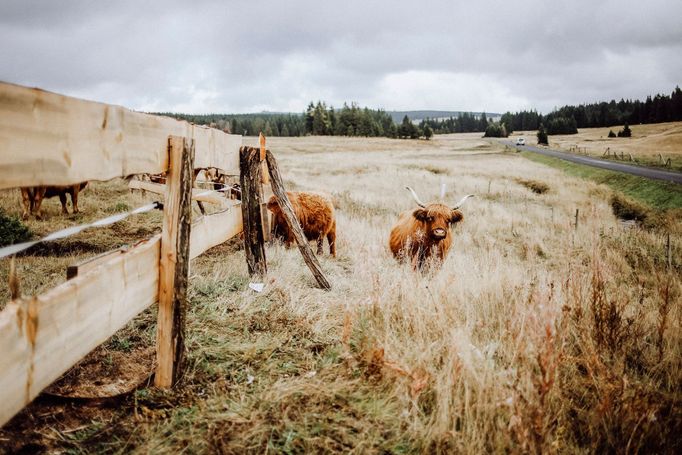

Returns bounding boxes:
[405,186,426,208]
[452,194,475,210]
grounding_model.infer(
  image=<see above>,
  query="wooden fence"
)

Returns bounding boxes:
[0,82,247,426]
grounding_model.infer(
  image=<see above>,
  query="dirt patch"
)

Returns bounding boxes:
[45,346,155,399]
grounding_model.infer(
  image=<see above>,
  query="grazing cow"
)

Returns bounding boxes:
[267,191,336,257]
[20,182,88,220]
[389,186,473,269]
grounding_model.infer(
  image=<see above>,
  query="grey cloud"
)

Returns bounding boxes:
[1,0,680,114]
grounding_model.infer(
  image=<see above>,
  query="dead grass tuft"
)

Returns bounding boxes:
[516,178,550,194]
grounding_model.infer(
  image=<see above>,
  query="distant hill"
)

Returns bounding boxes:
[387,110,502,123]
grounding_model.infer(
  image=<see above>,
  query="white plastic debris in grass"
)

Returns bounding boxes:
[248,282,265,293]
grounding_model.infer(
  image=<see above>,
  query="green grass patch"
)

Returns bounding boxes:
[521,151,682,210]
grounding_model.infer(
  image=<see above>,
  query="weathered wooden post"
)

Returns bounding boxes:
[259,133,271,242]
[156,136,194,388]
[240,145,267,277]
[574,208,579,231]
[666,232,672,270]
[265,149,331,290]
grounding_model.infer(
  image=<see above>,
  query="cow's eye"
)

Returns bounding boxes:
[426,216,434,222]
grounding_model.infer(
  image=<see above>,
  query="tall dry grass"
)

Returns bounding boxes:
[0,133,679,453]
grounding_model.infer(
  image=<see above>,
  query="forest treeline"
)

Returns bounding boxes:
[159,102,493,139]
[498,86,682,135]
[158,86,682,138]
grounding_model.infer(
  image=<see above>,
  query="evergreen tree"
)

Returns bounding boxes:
[423,124,433,140]
[479,112,488,131]
[618,123,632,137]
[537,124,548,145]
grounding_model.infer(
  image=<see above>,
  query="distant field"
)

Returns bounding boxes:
[1,134,680,453]
[513,121,682,171]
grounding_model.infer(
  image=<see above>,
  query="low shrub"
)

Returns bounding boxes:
[0,209,32,247]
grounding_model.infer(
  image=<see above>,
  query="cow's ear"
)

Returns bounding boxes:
[413,208,428,221]
[450,210,463,224]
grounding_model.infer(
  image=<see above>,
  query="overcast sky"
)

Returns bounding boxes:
[1,0,680,115]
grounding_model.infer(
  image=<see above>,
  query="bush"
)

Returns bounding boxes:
[0,209,32,247]
[483,122,508,138]
[617,123,632,137]
[608,130,616,138]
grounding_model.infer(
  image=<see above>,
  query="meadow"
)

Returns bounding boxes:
[0,133,680,453]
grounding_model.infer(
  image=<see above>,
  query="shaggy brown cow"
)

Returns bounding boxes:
[389,186,473,269]
[267,191,336,257]
[20,182,88,220]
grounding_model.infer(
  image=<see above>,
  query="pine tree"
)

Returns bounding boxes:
[537,124,548,145]
[479,112,488,131]
[423,124,433,140]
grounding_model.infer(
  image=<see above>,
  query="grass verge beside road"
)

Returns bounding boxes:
[521,151,682,211]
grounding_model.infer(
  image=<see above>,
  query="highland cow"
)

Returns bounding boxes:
[20,182,88,220]
[267,191,336,257]
[389,186,473,269]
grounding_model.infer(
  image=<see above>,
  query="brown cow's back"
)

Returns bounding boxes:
[268,191,336,256]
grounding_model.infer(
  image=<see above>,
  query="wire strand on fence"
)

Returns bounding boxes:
[0,201,162,260]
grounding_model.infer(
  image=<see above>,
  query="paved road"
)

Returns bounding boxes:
[501,140,682,185]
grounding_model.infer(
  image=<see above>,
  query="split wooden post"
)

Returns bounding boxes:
[574,209,579,231]
[240,146,267,277]
[265,149,331,290]
[155,136,194,388]
[259,133,271,241]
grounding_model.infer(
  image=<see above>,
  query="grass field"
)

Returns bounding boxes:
[1,133,680,453]
[513,121,682,171]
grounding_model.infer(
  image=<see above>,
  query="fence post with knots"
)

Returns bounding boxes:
[155,136,195,388]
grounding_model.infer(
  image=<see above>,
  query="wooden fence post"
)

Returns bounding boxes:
[155,136,194,388]
[265,149,331,290]
[240,146,267,277]
[259,133,271,242]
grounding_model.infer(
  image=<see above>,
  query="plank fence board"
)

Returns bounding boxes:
[0,235,161,427]
[0,82,241,189]
[128,179,229,205]
[190,205,243,260]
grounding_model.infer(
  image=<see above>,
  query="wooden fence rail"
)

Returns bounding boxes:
[0,82,246,426]
[0,82,241,189]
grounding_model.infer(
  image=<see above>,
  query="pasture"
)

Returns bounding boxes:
[1,133,680,453]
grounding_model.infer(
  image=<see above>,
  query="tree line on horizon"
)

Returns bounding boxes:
[157,101,492,140]
[496,86,682,137]
[157,86,682,140]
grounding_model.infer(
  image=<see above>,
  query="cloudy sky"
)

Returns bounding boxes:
[1,0,680,115]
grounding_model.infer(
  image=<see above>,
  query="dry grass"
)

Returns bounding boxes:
[1,133,680,453]
[514,121,682,170]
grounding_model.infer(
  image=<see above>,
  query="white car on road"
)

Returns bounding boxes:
[515,137,526,146]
